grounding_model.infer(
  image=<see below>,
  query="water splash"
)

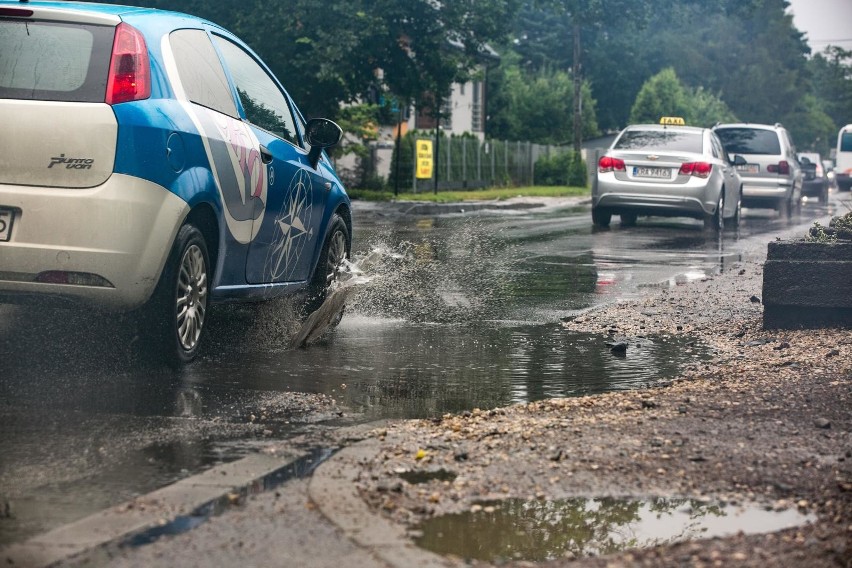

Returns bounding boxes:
[346,222,515,323]
[290,247,402,347]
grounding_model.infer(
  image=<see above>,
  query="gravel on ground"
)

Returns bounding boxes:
[352,244,852,567]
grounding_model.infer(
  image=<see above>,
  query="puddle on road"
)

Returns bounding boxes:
[415,497,816,562]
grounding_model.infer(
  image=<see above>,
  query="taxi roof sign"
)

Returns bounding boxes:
[660,116,686,125]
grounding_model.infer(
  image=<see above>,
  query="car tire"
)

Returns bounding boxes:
[777,196,791,218]
[704,192,724,232]
[620,212,637,227]
[144,223,210,366]
[592,207,611,228]
[729,193,742,229]
[302,213,349,320]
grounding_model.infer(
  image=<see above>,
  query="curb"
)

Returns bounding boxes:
[308,438,453,568]
[2,448,306,567]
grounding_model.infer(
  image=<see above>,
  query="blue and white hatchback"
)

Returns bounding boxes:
[0,1,352,363]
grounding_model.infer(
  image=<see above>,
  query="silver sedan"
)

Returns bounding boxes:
[592,124,744,231]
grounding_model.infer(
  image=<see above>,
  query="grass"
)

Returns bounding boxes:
[348,185,589,203]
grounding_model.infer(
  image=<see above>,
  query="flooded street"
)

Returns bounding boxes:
[0,198,832,544]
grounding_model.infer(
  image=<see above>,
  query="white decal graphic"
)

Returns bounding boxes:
[265,169,314,281]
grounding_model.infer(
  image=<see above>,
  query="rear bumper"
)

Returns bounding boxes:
[801,179,826,197]
[594,176,718,218]
[0,174,189,311]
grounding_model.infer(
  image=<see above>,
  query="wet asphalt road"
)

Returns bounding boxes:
[0,195,840,545]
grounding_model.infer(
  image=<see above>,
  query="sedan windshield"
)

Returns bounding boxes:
[614,130,703,153]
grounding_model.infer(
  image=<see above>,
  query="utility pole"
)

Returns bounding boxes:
[394,100,403,197]
[434,96,441,195]
[572,19,582,154]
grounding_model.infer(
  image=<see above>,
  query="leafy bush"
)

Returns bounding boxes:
[534,151,571,186]
[567,151,587,187]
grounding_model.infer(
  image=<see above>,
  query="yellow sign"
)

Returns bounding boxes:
[416,139,433,179]
[660,116,685,125]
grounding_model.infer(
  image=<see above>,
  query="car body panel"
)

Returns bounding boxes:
[593,124,742,222]
[836,124,852,191]
[0,1,351,313]
[713,123,802,210]
[797,152,828,199]
[0,174,188,309]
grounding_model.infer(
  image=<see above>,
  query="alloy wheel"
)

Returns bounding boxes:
[175,243,207,351]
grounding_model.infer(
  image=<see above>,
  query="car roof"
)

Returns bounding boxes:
[0,1,220,27]
[714,123,783,132]
[0,1,149,17]
[622,124,707,134]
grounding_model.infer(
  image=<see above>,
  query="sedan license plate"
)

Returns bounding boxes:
[0,208,13,242]
[633,166,670,179]
[737,164,759,174]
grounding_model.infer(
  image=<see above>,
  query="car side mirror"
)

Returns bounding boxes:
[732,154,747,166]
[305,118,343,168]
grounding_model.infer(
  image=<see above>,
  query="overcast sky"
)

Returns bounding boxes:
[786,0,852,53]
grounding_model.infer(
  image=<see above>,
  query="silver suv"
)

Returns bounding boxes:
[713,123,803,216]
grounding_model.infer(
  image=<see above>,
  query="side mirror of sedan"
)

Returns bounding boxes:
[305,118,343,168]
[731,154,747,166]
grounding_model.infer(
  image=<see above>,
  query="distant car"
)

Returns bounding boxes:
[836,124,852,192]
[592,120,743,231]
[823,159,838,191]
[0,1,353,364]
[713,123,803,216]
[797,152,829,204]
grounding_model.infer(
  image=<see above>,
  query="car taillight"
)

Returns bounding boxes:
[679,162,712,178]
[106,23,151,105]
[598,156,625,173]
[767,161,790,175]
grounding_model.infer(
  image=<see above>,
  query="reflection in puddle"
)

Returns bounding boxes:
[415,497,815,562]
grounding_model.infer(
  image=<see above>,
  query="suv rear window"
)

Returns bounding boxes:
[0,20,114,102]
[614,129,703,153]
[715,128,782,155]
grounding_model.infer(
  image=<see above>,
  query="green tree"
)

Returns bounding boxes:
[629,68,690,124]
[781,94,837,156]
[687,87,738,127]
[111,0,521,119]
[539,0,651,150]
[487,58,599,144]
[809,46,852,131]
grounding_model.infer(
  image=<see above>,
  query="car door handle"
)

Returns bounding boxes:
[259,145,273,164]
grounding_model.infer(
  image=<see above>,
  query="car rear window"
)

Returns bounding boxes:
[715,128,782,155]
[614,130,703,153]
[0,20,114,102]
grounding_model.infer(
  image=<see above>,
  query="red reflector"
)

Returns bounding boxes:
[0,8,34,16]
[36,271,70,284]
[106,23,151,105]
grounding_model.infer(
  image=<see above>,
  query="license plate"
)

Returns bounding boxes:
[0,208,13,242]
[633,166,670,179]
[737,164,759,174]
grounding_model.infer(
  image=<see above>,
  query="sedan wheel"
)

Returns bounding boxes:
[302,213,349,319]
[704,193,724,232]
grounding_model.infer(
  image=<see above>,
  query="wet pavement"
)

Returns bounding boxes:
[0,196,837,547]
